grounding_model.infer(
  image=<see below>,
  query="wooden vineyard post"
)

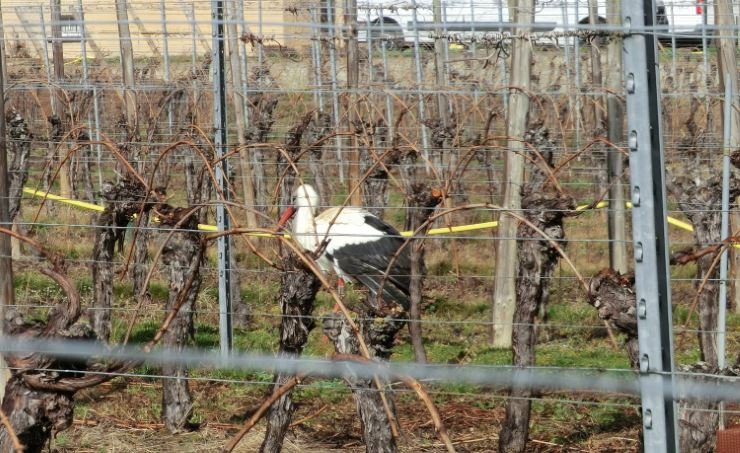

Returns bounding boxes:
[226,0,258,229]
[345,0,362,206]
[491,0,533,348]
[0,28,11,404]
[115,0,137,129]
[50,0,71,198]
[606,0,629,273]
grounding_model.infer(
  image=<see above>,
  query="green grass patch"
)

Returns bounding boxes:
[537,341,630,369]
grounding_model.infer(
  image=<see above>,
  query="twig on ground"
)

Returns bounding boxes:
[333,354,457,453]
[223,372,309,453]
[290,404,329,427]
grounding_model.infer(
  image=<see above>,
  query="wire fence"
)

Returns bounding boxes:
[0,0,739,452]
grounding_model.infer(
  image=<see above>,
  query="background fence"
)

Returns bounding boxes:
[0,0,739,452]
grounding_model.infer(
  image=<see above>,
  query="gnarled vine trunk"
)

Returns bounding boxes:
[91,180,152,342]
[260,253,320,453]
[402,178,442,363]
[323,312,404,453]
[499,132,574,452]
[1,264,131,452]
[669,174,740,367]
[498,193,574,453]
[158,206,204,433]
[667,171,740,451]
[6,110,31,222]
[587,269,639,368]
[0,373,75,453]
[260,113,321,452]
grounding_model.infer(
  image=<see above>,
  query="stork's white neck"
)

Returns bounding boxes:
[294,204,319,252]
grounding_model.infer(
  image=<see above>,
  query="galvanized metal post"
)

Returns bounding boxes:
[92,85,102,187]
[573,0,582,149]
[212,0,232,356]
[0,6,6,86]
[76,1,89,90]
[622,1,678,451]
[718,73,732,429]
[236,0,249,105]
[432,0,448,173]
[50,0,64,120]
[719,75,732,371]
[379,7,394,141]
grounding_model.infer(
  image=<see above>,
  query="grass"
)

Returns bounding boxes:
[16,210,732,451]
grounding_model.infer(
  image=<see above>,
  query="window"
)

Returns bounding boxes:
[60,14,82,42]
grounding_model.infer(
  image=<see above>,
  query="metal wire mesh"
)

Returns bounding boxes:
[0,1,739,451]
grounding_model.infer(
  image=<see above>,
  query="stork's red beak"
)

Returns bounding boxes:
[276,206,296,230]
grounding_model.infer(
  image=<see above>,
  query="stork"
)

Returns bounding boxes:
[277,184,411,310]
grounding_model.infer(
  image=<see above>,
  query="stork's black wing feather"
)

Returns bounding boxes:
[331,216,411,309]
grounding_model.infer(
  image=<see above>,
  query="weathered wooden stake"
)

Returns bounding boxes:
[226,0,258,229]
[606,0,628,274]
[115,0,137,129]
[50,0,71,198]
[0,32,10,405]
[345,0,362,206]
[361,119,390,218]
[491,0,533,348]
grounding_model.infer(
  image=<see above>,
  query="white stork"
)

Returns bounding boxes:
[277,184,411,310]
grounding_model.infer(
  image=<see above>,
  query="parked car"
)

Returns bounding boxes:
[658,0,716,45]
[357,0,608,49]
[356,0,724,49]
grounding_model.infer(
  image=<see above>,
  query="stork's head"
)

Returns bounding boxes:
[292,184,320,212]
[276,184,320,230]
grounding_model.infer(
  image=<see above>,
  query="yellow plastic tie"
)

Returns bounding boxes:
[23,186,699,237]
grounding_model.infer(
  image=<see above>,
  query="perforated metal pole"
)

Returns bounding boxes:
[719,75,733,366]
[622,1,678,451]
[212,0,232,357]
[718,73,732,430]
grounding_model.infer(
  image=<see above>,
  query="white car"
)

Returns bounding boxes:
[356,0,722,48]
[357,0,608,48]
[658,0,718,44]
